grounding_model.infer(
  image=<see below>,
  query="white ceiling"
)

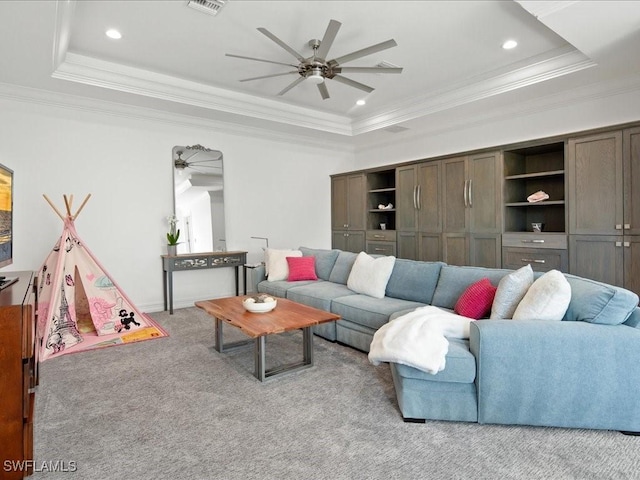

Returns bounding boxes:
[1,1,639,140]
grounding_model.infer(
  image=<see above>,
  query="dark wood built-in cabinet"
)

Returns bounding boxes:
[330,121,640,296]
[331,173,366,253]
[0,271,38,479]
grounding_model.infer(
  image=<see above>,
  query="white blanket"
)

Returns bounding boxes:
[368,306,472,375]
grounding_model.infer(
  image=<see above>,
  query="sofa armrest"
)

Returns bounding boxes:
[469,320,640,430]
[250,264,266,293]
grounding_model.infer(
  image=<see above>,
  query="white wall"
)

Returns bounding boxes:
[0,93,355,311]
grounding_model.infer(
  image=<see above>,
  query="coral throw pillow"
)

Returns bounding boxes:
[454,278,497,320]
[287,256,318,281]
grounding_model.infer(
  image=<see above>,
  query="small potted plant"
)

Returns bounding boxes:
[166,214,180,256]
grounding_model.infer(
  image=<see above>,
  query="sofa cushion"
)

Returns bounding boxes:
[563,274,639,325]
[257,279,320,298]
[286,256,318,281]
[331,295,425,330]
[328,251,359,285]
[512,270,571,321]
[385,259,444,304]
[392,339,476,384]
[347,252,396,299]
[299,247,340,281]
[454,278,497,319]
[265,248,302,281]
[286,281,356,312]
[431,266,514,310]
[490,264,534,319]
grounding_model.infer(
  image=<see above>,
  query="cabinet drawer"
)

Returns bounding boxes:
[366,241,397,256]
[366,230,396,242]
[502,247,568,272]
[502,233,567,250]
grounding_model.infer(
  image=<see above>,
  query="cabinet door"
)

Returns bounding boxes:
[568,131,623,235]
[347,174,366,231]
[332,230,348,250]
[418,233,442,262]
[470,233,501,268]
[417,162,441,232]
[569,235,624,287]
[623,127,640,236]
[623,236,640,297]
[442,157,469,233]
[346,231,365,253]
[469,152,502,233]
[331,176,348,230]
[443,233,469,266]
[397,231,418,260]
[396,165,417,231]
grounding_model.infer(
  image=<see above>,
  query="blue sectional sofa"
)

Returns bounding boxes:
[252,247,640,432]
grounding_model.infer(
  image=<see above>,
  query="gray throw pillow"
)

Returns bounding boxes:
[490,264,534,319]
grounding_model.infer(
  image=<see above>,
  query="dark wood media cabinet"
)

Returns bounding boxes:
[0,271,37,479]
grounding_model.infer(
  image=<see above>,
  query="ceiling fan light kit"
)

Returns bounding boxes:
[227,19,402,100]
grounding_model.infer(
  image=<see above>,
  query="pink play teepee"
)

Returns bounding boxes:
[37,194,167,361]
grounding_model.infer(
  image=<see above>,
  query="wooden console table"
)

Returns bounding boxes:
[161,251,247,314]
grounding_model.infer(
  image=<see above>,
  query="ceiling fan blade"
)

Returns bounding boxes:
[317,82,330,100]
[225,53,297,68]
[335,67,403,74]
[240,71,298,82]
[257,27,306,62]
[186,158,223,165]
[331,75,375,93]
[315,19,341,60]
[330,39,398,66]
[277,76,306,96]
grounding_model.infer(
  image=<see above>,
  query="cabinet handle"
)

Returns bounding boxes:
[373,234,385,238]
[417,184,422,210]
[624,242,630,247]
[615,241,622,247]
[521,239,545,243]
[344,224,348,228]
[463,180,468,207]
[413,185,418,210]
[624,224,631,230]
[615,224,623,230]
[374,248,387,252]
[468,179,473,207]
[521,258,546,264]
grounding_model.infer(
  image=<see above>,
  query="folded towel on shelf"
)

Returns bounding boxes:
[527,190,549,203]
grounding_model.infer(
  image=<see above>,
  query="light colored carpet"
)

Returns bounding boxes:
[33,307,640,479]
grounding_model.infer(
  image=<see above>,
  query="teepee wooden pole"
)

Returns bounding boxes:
[63,194,72,216]
[43,194,65,221]
[73,194,92,220]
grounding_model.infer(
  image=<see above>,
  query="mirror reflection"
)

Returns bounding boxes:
[172,145,226,254]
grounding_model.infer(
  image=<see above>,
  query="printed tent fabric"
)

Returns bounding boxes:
[37,217,166,361]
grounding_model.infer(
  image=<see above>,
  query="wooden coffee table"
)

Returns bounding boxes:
[195,296,340,381]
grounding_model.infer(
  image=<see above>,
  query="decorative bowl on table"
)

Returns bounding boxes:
[243,294,277,313]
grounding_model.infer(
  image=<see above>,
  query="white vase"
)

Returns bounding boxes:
[167,245,178,256]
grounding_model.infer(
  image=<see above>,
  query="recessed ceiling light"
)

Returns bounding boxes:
[356,99,366,106]
[502,39,517,50]
[106,29,122,40]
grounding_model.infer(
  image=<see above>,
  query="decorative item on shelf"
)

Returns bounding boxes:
[380,223,387,230]
[531,223,544,233]
[166,214,180,256]
[243,294,277,313]
[527,191,549,203]
[377,203,394,210]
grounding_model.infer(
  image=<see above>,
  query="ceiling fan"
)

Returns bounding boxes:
[226,19,403,100]
[174,146,223,175]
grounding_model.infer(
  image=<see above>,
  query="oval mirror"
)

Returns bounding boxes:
[172,145,226,254]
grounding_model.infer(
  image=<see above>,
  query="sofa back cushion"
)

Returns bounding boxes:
[431,265,514,310]
[385,259,444,304]
[299,247,340,281]
[563,274,639,325]
[623,308,640,329]
[328,251,359,285]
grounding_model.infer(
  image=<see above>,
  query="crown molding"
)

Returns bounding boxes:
[516,1,580,19]
[52,52,354,136]
[351,46,596,135]
[0,81,355,153]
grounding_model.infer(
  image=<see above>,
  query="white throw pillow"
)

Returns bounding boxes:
[265,248,302,282]
[490,264,534,319]
[512,269,571,321]
[347,252,396,299]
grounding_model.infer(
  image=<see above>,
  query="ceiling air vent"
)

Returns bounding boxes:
[187,0,226,16]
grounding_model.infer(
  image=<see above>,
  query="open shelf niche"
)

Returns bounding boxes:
[367,168,396,231]
[503,142,566,233]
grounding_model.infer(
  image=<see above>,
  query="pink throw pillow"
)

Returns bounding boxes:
[454,278,497,319]
[287,256,318,281]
